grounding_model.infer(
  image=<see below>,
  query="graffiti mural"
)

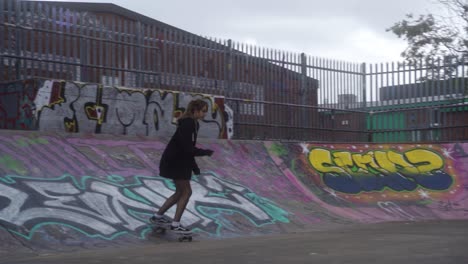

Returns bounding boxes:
[0,79,233,139]
[300,144,465,202]
[1,129,468,245]
[308,147,454,194]
[0,173,289,240]
[267,141,468,222]
[0,80,38,130]
[0,133,293,242]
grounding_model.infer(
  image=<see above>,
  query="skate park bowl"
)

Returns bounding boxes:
[0,129,467,255]
[1,79,468,259]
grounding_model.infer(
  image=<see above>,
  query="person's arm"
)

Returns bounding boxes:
[194,147,214,157]
[192,161,201,175]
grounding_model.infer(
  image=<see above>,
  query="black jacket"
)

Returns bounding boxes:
[159,117,210,172]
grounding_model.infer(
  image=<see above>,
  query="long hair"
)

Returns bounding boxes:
[180,99,208,119]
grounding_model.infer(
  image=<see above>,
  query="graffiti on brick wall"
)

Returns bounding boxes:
[0,79,233,139]
[0,173,289,240]
[0,80,38,130]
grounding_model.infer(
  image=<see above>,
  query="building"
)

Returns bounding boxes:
[1,0,319,140]
[369,79,468,142]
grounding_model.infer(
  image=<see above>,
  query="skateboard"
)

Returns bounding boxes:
[151,223,194,242]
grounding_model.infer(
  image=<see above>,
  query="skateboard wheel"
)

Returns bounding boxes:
[177,236,192,242]
[154,227,166,234]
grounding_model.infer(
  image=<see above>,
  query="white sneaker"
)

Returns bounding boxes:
[170,224,191,234]
[149,216,171,226]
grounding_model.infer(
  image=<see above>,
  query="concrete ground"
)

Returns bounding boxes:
[4,220,468,264]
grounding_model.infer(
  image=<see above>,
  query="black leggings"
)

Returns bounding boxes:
[157,179,192,222]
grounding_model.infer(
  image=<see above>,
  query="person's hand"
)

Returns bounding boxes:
[203,149,214,156]
[193,167,201,175]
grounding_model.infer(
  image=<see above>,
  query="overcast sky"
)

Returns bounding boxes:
[44,0,440,63]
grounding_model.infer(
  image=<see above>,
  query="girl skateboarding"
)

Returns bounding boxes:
[150,99,214,233]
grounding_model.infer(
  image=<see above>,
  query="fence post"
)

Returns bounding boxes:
[0,0,4,80]
[361,62,367,108]
[368,110,373,142]
[136,21,143,87]
[300,53,308,129]
[15,0,22,79]
[79,12,87,82]
[226,39,233,98]
[361,62,369,141]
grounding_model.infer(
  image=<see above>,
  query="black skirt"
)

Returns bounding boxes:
[159,165,192,180]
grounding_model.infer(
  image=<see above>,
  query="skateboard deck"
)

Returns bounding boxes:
[150,223,194,242]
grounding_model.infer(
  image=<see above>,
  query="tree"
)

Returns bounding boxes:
[387,0,468,79]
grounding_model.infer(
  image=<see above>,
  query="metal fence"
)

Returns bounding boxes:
[365,60,468,142]
[1,0,467,142]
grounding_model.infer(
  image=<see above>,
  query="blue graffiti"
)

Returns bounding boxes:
[323,170,453,194]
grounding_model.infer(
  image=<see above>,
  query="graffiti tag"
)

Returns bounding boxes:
[309,148,453,194]
[0,173,288,240]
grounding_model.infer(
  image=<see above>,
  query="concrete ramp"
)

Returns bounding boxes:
[0,130,467,253]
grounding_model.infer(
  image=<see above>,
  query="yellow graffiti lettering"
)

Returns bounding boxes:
[404,149,443,173]
[386,151,419,174]
[332,152,353,169]
[309,148,445,177]
[374,151,397,173]
[309,149,344,174]
[352,152,380,172]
